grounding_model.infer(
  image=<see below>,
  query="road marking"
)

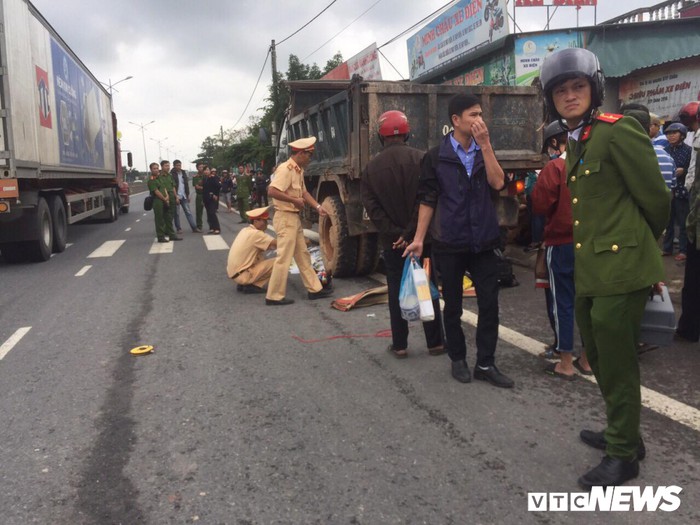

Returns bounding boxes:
[75,265,92,277]
[125,227,132,232]
[87,240,125,258]
[135,219,141,223]
[149,239,174,254]
[143,213,147,216]
[369,272,700,433]
[203,235,229,251]
[66,243,73,248]
[0,327,31,361]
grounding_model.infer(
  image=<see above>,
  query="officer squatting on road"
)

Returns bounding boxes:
[540,47,671,489]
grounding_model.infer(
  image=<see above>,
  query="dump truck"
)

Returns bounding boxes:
[0,0,129,263]
[278,77,546,277]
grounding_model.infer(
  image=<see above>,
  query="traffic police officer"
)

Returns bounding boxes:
[159,160,181,241]
[265,137,332,305]
[540,48,670,488]
[226,206,277,293]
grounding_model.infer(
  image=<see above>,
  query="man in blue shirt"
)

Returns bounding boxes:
[404,94,513,388]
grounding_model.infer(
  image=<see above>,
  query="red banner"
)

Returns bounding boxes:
[515,1,544,6]
[35,66,52,129]
[516,0,596,5]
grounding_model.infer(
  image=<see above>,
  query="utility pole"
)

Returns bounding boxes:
[129,120,155,174]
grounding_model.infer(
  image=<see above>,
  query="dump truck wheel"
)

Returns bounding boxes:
[26,197,53,262]
[107,190,118,222]
[355,232,380,276]
[319,195,357,277]
[49,195,67,253]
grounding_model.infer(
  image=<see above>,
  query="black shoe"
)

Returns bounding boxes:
[308,288,333,300]
[170,236,183,241]
[579,429,646,461]
[157,238,169,243]
[265,298,295,306]
[578,456,639,489]
[473,365,514,388]
[451,360,471,383]
[239,285,265,294]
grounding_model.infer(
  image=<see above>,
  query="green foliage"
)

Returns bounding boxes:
[196,52,344,172]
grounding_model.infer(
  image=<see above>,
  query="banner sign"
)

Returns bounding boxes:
[51,38,108,168]
[406,0,509,81]
[514,31,585,86]
[515,0,596,5]
[618,58,700,120]
[322,43,382,80]
[443,53,515,86]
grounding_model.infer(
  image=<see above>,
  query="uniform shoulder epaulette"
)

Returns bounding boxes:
[596,113,623,124]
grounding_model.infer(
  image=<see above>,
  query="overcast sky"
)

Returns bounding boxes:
[29,0,662,171]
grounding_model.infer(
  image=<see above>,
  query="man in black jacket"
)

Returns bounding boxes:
[171,160,199,232]
[361,110,444,359]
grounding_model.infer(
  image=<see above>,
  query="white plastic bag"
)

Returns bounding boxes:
[399,257,420,322]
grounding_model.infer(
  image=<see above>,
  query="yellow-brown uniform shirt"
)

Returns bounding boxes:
[269,158,305,213]
[226,226,275,278]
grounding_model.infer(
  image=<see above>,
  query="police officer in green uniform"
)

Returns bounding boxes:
[158,160,181,241]
[540,48,670,488]
[235,164,252,223]
[192,162,205,231]
[147,162,170,242]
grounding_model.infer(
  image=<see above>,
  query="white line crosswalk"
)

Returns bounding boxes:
[87,240,125,258]
[202,235,229,251]
[149,239,175,254]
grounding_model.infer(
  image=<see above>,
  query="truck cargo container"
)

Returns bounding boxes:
[278,77,546,277]
[0,0,129,263]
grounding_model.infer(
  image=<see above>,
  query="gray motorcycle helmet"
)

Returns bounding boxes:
[540,48,605,121]
[542,120,567,152]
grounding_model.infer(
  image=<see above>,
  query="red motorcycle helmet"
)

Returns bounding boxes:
[679,101,699,127]
[378,110,410,144]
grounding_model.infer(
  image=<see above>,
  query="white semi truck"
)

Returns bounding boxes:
[0,0,129,262]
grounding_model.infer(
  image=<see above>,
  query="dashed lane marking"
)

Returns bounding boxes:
[125,227,132,232]
[135,219,141,223]
[0,327,31,361]
[203,235,229,251]
[143,213,147,216]
[149,239,174,254]
[369,273,700,433]
[87,240,125,258]
[75,265,92,277]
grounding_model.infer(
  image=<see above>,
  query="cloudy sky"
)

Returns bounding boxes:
[29,0,661,172]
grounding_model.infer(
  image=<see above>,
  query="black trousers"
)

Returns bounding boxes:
[204,199,220,231]
[384,246,443,351]
[677,240,700,341]
[435,249,500,366]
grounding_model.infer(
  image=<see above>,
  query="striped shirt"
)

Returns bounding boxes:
[654,144,676,189]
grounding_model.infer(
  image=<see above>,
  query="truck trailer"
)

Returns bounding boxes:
[279,77,546,277]
[0,0,129,263]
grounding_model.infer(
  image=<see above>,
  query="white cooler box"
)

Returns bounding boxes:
[640,285,676,346]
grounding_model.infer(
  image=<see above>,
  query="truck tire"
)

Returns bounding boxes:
[107,190,118,222]
[319,195,358,278]
[355,232,380,275]
[26,197,53,262]
[48,195,68,253]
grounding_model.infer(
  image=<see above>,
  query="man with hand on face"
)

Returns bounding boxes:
[226,206,277,294]
[540,47,670,489]
[403,94,513,389]
[265,137,332,305]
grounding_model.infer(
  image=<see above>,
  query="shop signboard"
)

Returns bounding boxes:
[514,31,585,86]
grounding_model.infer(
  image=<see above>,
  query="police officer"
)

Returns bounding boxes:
[192,162,206,231]
[265,137,332,305]
[235,164,253,223]
[159,160,181,241]
[540,48,670,488]
[147,162,169,242]
[226,206,276,293]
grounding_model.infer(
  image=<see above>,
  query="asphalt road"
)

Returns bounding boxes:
[1,193,699,524]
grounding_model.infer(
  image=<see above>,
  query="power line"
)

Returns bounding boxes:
[377,47,402,78]
[303,0,384,61]
[232,48,271,130]
[378,1,455,49]
[277,0,340,46]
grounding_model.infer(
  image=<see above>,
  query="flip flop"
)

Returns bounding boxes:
[637,342,659,355]
[387,345,408,359]
[544,362,576,381]
[573,358,594,376]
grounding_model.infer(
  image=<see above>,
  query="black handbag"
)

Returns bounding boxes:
[143,195,154,211]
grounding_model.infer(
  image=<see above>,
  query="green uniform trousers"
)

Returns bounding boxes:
[575,286,649,461]
[195,194,204,230]
[237,196,249,220]
[153,199,176,240]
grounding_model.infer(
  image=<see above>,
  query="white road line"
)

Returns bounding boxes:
[203,235,229,251]
[143,213,147,216]
[368,272,700,433]
[135,219,141,223]
[149,239,174,254]
[125,227,132,232]
[0,327,31,361]
[75,265,92,277]
[87,240,125,258]
[66,243,74,248]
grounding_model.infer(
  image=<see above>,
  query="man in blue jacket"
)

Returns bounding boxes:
[404,94,513,388]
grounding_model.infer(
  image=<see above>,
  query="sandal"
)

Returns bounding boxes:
[387,345,408,359]
[674,253,687,261]
[573,358,593,376]
[540,348,561,360]
[544,362,576,381]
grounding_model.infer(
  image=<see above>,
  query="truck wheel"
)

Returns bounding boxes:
[49,195,68,253]
[0,242,28,263]
[355,232,380,275]
[107,190,118,222]
[319,195,358,277]
[26,197,53,262]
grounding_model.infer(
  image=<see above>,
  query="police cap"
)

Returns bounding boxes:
[247,206,270,220]
[289,137,317,152]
